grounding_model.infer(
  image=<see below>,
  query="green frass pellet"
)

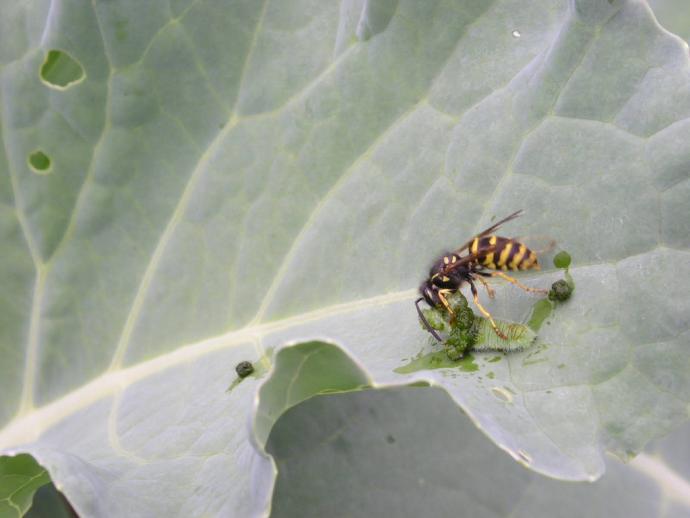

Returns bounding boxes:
[235,361,254,378]
[548,279,573,302]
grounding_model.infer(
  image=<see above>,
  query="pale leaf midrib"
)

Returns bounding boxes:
[0,288,415,450]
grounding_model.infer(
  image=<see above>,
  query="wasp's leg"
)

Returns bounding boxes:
[437,289,456,317]
[488,271,548,294]
[469,280,508,340]
[475,275,495,299]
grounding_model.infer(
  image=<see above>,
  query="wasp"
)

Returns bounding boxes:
[416,210,547,342]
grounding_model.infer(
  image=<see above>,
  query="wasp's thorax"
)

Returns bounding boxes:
[420,253,472,308]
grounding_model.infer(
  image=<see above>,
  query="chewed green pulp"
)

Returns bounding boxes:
[419,291,535,360]
[549,279,573,301]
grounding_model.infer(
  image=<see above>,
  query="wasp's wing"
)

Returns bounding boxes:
[441,244,499,274]
[452,210,524,256]
[513,234,556,256]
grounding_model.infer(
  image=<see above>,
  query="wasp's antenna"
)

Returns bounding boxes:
[415,298,443,342]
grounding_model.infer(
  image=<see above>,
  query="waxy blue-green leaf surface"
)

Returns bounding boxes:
[1,0,690,515]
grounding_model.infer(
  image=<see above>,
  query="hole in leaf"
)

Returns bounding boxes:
[356,0,398,41]
[28,150,52,174]
[39,50,85,89]
[255,341,371,446]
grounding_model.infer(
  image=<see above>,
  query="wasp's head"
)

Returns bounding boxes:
[419,279,440,308]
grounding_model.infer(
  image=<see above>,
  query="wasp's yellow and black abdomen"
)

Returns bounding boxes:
[471,235,539,271]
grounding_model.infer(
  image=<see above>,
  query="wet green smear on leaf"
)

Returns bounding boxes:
[225,375,246,393]
[564,270,575,289]
[39,49,85,88]
[528,253,575,330]
[406,381,431,388]
[394,351,479,374]
[527,299,553,332]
